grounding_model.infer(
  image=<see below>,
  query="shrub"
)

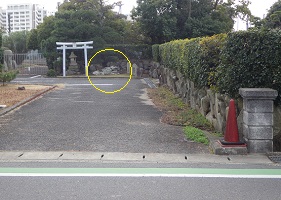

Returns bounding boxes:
[152,44,160,62]
[184,38,201,83]
[199,34,226,88]
[0,69,18,86]
[217,29,281,104]
[47,69,57,77]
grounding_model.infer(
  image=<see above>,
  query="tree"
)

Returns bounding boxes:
[36,0,143,72]
[132,0,253,43]
[261,0,281,29]
[2,31,29,53]
[0,30,18,86]
[132,0,178,44]
[27,29,39,50]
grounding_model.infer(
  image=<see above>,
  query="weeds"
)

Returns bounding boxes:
[148,86,213,131]
[183,126,209,145]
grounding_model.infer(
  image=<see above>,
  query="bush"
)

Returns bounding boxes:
[185,38,201,83]
[199,34,226,88]
[156,30,281,104]
[0,69,18,86]
[47,69,57,77]
[217,29,281,104]
[152,44,160,62]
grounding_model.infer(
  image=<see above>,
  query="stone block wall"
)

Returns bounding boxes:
[153,64,240,134]
[150,62,281,151]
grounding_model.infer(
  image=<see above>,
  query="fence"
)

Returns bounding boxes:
[4,52,48,75]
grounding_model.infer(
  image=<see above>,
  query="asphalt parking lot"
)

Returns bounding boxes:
[0,77,208,154]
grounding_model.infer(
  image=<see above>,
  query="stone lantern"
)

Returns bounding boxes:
[68,51,79,75]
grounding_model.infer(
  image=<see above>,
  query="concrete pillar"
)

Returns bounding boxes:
[62,47,66,77]
[127,62,130,74]
[133,63,138,77]
[239,88,278,153]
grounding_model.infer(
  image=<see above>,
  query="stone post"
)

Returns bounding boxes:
[239,88,278,153]
[133,63,138,77]
[127,62,131,74]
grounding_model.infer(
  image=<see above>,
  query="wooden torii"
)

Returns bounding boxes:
[56,41,93,77]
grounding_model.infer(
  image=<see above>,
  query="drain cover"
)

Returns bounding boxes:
[143,78,157,89]
[268,154,281,163]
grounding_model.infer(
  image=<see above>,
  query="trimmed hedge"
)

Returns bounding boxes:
[155,30,281,104]
[152,44,160,62]
[217,29,281,104]
[157,34,226,88]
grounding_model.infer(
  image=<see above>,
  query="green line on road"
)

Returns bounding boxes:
[0,168,280,177]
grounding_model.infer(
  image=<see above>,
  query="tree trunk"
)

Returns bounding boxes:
[213,0,219,10]
[188,0,191,18]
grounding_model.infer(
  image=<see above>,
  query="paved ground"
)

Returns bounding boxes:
[0,77,208,153]
[1,76,280,200]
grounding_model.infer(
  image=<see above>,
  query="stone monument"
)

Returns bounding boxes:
[68,51,79,75]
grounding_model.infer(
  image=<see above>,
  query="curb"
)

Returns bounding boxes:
[0,85,57,116]
[205,131,248,155]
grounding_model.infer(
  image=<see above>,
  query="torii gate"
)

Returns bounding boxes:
[56,41,93,77]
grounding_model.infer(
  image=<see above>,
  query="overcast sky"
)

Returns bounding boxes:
[0,0,279,28]
[0,0,278,15]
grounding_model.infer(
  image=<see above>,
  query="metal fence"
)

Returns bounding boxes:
[4,52,48,75]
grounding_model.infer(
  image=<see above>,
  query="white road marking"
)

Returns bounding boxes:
[30,75,42,79]
[65,84,113,86]
[0,173,280,179]
[72,101,94,103]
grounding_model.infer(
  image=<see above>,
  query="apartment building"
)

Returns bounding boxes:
[0,7,5,31]
[1,4,47,34]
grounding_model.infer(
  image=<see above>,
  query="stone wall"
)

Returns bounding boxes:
[150,62,281,151]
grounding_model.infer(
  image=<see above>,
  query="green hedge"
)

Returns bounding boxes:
[152,44,160,62]
[157,34,226,87]
[200,34,226,88]
[156,30,281,104]
[217,29,281,103]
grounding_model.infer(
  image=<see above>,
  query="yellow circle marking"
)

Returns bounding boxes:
[86,48,132,94]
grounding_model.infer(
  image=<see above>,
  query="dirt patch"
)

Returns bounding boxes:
[0,84,53,107]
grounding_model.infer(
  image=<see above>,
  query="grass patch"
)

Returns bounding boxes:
[184,126,209,145]
[147,86,213,131]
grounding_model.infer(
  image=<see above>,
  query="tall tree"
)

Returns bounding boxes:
[132,0,178,44]
[132,0,252,43]
[2,31,29,53]
[261,0,281,29]
[36,0,143,71]
[27,29,39,50]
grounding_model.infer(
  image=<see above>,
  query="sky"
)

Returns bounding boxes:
[0,0,137,14]
[0,0,279,27]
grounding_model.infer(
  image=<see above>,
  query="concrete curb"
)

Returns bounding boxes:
[0,85,57,116]
[0,151,275,165]
[205,131,248,155]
